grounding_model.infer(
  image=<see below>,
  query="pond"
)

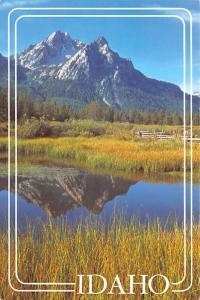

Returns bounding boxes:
[0,164,199,230]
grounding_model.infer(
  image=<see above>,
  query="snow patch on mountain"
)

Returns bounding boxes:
[102,97,111,107]
[99,44,114,64]
[18,31,85,69]
[12,30,200,113]
[56,46,90,80]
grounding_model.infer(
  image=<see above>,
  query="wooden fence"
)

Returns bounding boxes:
[136,130,200,142]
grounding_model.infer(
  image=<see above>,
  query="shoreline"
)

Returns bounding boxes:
[0,135,199,177]
[0,158,199,183]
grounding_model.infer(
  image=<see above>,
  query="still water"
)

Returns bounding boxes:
[0,164,199,230]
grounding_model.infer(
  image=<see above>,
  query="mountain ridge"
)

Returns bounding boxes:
[18,30,85,69]
[1,31,199,112]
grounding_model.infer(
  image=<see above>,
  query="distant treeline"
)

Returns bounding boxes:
[0,90,199,125]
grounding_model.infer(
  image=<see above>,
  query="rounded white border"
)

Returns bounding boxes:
[7,7,193,293]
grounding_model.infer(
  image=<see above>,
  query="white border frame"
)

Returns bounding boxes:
[7,7,193,293]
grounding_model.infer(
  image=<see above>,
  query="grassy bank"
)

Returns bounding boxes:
[0,135,199,175]
[1,160,199,183]
[1,220,199,299]
[1,121,199,175]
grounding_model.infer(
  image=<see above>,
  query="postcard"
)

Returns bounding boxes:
[0,0,199,299]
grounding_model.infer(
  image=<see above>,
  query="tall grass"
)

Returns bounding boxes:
[0,220,199,299]
[1,135,199,174]
[1,121,199,175]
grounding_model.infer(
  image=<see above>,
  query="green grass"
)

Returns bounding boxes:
[5,119,200,139]
[1,220,199,299]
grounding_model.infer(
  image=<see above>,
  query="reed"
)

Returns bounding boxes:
[0,219,199,299]
[1,134,199,174]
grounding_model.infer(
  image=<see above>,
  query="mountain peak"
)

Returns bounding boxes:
[47,30,62,38]
[18,31,84,68]
[46,31,71,45]
[15,32,199,114]
[95,36,109,47]
[92,36,116,64]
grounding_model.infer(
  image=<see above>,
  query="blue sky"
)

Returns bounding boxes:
[0,0,199,92]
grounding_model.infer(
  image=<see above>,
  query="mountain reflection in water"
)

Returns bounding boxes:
[0,166,137,217]
[0,164,198,229]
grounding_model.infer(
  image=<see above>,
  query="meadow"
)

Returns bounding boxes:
[1,120,199,299]
[0,119,199,175]
[0,219,199,299]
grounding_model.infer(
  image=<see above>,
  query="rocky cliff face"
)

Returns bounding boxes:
[20,33,187,112]
[1,31,199,112]
[18,31,85,69]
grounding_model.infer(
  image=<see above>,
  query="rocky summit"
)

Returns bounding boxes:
[1,31,200,112]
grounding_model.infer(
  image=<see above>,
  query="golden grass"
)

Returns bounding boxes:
[0,220,199,299]
[1,121,199,175]
[1,135,199,174]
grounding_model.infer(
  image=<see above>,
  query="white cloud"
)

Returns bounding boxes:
[192,12,200,23]
[148,2,200,24]
[183,12,200,24]
[0,0,51,9]
[179,78,200,94]
[193,79,200,93]
[163,9,200,24]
